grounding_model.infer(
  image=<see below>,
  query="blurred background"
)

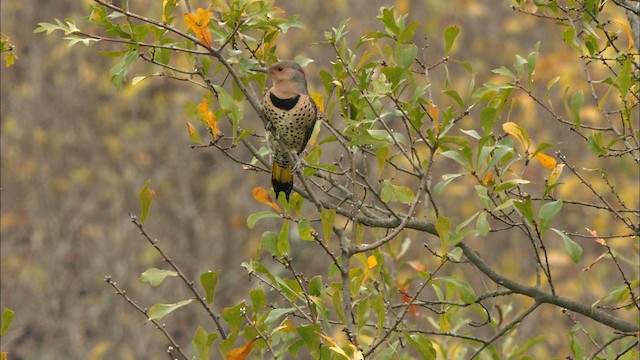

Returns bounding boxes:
[1,0,637,359]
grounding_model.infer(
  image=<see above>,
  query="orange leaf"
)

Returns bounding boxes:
[586,227,606,246]
[184,8,213,48]
[482,171,494,185]
[400,285,419,316]
[582,252,608,272]
[407,260,425,272]
[252,187,282,213]
[535,152,556,169]
[197,96,221,136]
[226,338,258,360]
[185,121,202,144]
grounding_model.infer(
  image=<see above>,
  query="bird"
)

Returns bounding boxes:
[251,60,318,200]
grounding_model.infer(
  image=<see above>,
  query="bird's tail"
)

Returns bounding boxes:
[272,162,293,200]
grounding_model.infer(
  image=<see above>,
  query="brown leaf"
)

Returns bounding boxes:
[583,252,608,272]
[252,187,282,213]
[226,338,258,360]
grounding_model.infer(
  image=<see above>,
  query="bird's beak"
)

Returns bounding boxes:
[250,67,268,73]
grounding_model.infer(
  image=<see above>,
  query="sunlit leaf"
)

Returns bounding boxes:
[200,270,219,305]
[320,208,336,243]
[436,214,451,257]
[138,179,155,224]
[502,122,530,150]
[380,180,414,204]
[140,268,178,287]
[1,308,14,336]
[147,299,193,321]
[443,25,460,56]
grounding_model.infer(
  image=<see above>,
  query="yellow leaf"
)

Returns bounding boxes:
[226,338,258,360]
[428,101,439,132]
[616,19,635,51]
[535,152,556,169]
[548,163,564,186]
[1,352,6,360]
[184,8,213,48]
[367,255,377,269]
[252,187,282,213]
[502,122,530,150]
[310,92,325,113]
[317,332,339,347]
[186,121,202,144]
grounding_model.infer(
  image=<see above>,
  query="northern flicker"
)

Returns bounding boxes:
[252,60,318,200]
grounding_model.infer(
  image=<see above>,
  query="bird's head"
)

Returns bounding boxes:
[252,60,309,95]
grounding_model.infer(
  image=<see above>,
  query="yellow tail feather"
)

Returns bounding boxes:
[272,163,293,200]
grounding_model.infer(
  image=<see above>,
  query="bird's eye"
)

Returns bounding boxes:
[277,66,283,71]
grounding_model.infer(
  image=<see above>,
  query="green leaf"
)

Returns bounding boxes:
[138,179,154,224]
[278,221,290,255]
[297,218,315,241]
[552,228,583,263]
[443,25,460,56]
[588,132,607,155]
[570,90,584,129]
[443,89,464,108]
[436,276,477,303]
[249,286,266,311]
[434,173,463,195]
[320,208,336,243]
[395,43,417,69]
[539,199,562,234]
[261,231,278,255]
[514,198,534,225]
[193,326,217,360]
[380,180,415,204]
[308,275,323,296]
[476,211,490,236]
[404,333,436,360]
[480,106,497,134]
[562,27,579,50]
[617,56,632,99]
[436,214,451,257]
[147,299,193,321]
[110,48,138,90]
[200,271,219,305]
[264,307,296,325]
[297,324,322,358]
[247,211,280,229]
[139,268,178,287]
[1,308,15,336]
